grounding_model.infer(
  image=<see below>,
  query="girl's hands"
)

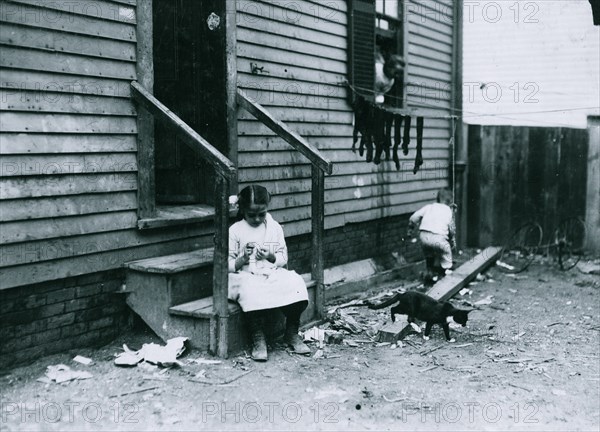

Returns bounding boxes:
[256,247,276,263]
[242,243,255,264]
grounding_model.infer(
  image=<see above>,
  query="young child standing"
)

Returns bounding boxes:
[228,185,310,361]
[408,188,457,284]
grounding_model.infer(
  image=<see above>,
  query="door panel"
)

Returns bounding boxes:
[153,0,227,205]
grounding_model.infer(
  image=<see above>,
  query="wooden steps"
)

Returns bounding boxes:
[126,249,214,273]
[169,276,316,319]
[124,248,318,356]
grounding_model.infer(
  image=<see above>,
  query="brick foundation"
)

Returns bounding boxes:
[287,214,422,274]
[0,270,130,371]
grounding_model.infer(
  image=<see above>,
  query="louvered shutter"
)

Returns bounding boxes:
[348,0,376,102]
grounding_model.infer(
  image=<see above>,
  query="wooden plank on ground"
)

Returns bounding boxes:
[426,246,503,301]
[376,246,502,342]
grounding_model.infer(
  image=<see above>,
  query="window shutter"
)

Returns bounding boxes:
[348,0,376,102]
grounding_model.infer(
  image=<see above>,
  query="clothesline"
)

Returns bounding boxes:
[343,80,599,118]
[344,81,460,120]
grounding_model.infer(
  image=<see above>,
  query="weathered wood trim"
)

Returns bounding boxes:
[236,90,333,174]
[585,116,600,253]
[213,175,230,357]
[311,166,325,319]
[134,0,155,219]
[131,82,236,180]
[225,0,239,194]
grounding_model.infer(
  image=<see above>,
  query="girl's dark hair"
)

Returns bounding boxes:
[237,185,271,220]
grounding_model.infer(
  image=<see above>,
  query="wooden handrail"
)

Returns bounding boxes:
[131,80,232,357]
[236,90,333,175]
[131,81,236,179]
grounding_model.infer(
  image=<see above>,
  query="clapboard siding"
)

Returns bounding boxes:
[0,192,138,222]
[5,0,137,24]
[0,173,137,200]
[237,0,456,235]
[0,0,145,289]
[1,91,137,116]
[0,23,137,61]
[0,69,132,98]
[0,134,137,154]
[1,2,137,41]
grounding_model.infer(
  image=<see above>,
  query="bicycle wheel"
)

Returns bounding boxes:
[554,217,586,271]
[497,223,543,273]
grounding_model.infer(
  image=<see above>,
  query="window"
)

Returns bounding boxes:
[349,0,407,108]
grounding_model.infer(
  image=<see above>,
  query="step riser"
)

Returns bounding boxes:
[127,268,213,308]
[126,276,212,350]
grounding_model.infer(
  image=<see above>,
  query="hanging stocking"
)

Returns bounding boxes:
[413,116,424,174]
[402,115,412,156]
[383,112,394,161]
[393,115,403,170]
[364,103,375,162]
[373,107,386,165]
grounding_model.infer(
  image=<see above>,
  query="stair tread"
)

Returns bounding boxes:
[169,275,317,318]
[170,298,242,318]
[125,248,214,274]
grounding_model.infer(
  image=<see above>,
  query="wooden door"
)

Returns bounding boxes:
[153,0,227,204]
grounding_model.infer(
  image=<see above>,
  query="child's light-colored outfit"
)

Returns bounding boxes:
[228,213,308,312]
[409,202,455,270]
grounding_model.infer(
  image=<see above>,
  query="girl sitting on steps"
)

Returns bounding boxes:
[228,185,311,361]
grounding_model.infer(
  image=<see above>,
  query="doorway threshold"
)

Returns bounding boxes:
[138,205,237,230]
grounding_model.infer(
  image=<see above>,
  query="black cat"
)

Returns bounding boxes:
[369,291,472,342]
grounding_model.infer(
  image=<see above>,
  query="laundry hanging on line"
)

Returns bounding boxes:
[351,96,426,173]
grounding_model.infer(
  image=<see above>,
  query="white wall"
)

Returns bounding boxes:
[463,0,600,128]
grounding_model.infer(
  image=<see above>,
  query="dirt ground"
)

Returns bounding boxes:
[1,255,599,432]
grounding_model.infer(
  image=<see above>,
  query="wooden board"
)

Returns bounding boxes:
[426,246,503,301]
[376,247,503,342]
[125,249,215,274]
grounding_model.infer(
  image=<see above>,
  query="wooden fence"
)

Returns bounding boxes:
[467,125,589,247]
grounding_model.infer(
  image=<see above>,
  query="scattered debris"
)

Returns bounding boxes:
[361,388,374,398]
[419,365,438,373]
[38,364,93,384]
[330,310,364,334]
[474,295,494,306]
[577,260,600,275]
[496,260,515,271]
[109,386,159,398]
[551,388,567,396]
[304,327,326,348]
[512,332,526,341]
[324,330,344,345]
[421,345,444,356]
[188,358,222,365]
[313,349,324,359]
[453,343,473,348]
[114,337,189,368]
[191,369,254,386]
[327,299,367,314]
[508,383,532,392]
[72,355,93,366]
[459,288,473,296]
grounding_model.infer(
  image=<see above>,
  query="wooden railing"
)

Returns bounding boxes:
[131,81,235,357]
[237,90,333,320]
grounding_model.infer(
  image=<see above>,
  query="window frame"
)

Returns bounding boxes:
[348,0,408,109]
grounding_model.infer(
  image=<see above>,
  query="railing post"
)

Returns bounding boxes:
[213,175,230,357]
[311,166,325,319]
